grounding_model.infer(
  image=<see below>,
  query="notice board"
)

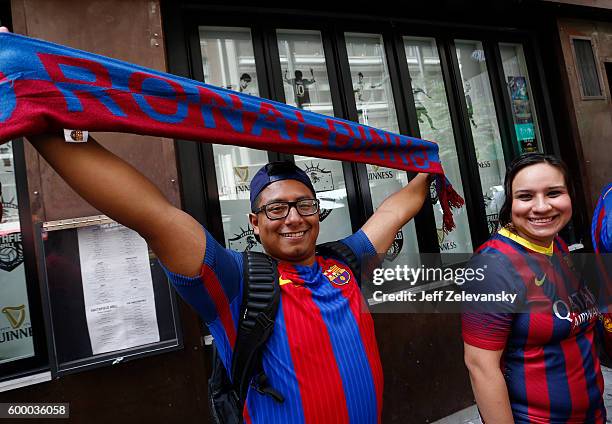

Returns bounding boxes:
[37,215,182,376]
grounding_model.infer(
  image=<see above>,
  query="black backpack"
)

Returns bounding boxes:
[208,241,361,424]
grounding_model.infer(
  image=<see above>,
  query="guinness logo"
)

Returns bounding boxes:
[233,166,250,184]
[371,165,380,173]
[2,305,25,329]
[437,228,445,244]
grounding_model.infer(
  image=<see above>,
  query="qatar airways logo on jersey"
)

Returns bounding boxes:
[553,285,600,331]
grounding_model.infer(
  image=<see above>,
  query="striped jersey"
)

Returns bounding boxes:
[592,183,612,253]
[462,229,606,423]
[592,183,612,372]
[163,228,383,424]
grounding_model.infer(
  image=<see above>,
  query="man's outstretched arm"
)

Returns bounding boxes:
[30,133,205,277]
[361,173,429,253]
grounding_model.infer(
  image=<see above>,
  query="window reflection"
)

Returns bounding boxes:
[278,30,333,115]
[404,36,473,255]
[346,33,420,260]
[346,33,398,132]
[0,141,34,364]
[277,29,353,243]
[200,26,265,252]
[455,40,506,235]
[213,145,267,252]
[199,27,259,96]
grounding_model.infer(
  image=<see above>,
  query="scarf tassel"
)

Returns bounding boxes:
[434,174,465,234]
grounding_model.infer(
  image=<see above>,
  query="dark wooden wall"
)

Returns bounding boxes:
[0,1,211,422]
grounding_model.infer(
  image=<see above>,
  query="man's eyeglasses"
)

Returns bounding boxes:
[253,199,320,220]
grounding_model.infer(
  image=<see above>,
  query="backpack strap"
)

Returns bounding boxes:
[316,241,361,280]
[231,250,283,406]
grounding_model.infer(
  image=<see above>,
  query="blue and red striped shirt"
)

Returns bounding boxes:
[462,229,606,423]
[592,183,612,254]
[163,229,383,423]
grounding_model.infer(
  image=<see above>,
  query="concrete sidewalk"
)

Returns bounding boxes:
[433,366,612,424]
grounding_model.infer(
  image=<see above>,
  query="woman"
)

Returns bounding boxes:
[462,153,607,423]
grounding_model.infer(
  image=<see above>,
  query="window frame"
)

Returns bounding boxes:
[570,35,606,100]
[163,4,565,253]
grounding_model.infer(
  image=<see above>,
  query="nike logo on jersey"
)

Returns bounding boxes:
[279,276,293,286]
[534,274,546,287]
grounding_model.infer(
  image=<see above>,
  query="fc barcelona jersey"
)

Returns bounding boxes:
[462,229,606,424]
[162,229,383,424]
[592,183,612,253]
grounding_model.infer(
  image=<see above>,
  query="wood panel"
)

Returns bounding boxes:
[2,1,209,422]
[558,17,612,210]
[11,0,180,221]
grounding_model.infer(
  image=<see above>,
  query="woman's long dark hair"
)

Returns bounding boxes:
[498,153,575,228]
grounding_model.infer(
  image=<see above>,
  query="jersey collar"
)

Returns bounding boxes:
[498,227,554,256]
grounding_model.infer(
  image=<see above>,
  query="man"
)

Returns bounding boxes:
[2,23,429,423]
[283,69,316,109]
[238,73,252,93]
[29,132,428,423]
[226,73,253,94]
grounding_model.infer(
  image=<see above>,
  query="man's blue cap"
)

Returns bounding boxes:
[250,161,316,212]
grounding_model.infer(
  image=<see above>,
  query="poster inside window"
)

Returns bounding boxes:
[499,43,542,154]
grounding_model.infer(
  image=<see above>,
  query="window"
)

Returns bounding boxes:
[404,36,473,254]
[571,37,604,99]
[199,26,267,252]
[345,33,420,261]
[0,142,34,366]
[455,40,507,235]
[277,29,353,243]
[0,140,48,386]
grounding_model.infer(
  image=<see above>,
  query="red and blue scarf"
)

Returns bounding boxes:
[0,32,463,231]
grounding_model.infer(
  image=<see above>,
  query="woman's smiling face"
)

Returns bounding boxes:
[510,163,572,247]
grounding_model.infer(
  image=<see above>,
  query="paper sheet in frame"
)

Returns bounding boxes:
[77,222,159,355]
